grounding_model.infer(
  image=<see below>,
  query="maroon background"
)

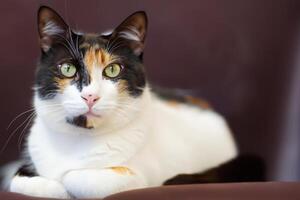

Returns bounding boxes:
[0,0,299,181]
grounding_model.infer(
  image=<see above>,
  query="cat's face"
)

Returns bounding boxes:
[35,6,147,131]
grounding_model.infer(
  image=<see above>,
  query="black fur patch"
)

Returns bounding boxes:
[164,155,266,185]
[151,86,211,109]
[36,33,88,100]
[15,163,38,177]
[113,47,146,97]
[151,86,188,102]
[67,115,90,129]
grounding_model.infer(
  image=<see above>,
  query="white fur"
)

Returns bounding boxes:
[119,26,141,41]
[43,21,64,36]
[101,29,113,36]
[10,176,70,198]
[0,161,23,190]
[62,168,146,198]
[41,21,65,51]
[10,87,237,198]
[9,58,237,198]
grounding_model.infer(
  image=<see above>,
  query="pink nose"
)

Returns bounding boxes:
[81,94,100,108]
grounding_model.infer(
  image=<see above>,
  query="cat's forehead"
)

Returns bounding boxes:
[80,33,107,49]
[83,46,113,73]
[79,34,115,69]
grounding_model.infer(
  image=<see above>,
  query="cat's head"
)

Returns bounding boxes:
[34,6,148,132]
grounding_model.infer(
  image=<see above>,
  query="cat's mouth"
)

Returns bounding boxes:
[84,110,101,118]
[66,111,101,129]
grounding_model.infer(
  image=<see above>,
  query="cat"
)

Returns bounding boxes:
[7,6,237,199]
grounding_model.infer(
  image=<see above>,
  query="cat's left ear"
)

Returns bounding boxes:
[37,6,70,52]
[111,11,148,56]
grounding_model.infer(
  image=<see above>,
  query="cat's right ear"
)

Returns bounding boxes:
[37,6,69,52]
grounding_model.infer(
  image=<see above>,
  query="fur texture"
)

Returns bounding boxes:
[8,6,237,199]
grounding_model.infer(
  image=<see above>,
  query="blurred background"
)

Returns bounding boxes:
[0,0,299,181]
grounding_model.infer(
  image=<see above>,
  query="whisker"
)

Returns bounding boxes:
[0,112,35,154]
[107,37,123,54]
[7,103,62,130]
[7,109,35,130]
[17,105,62,151]
[17,113,36,151]
[109,42,126,54]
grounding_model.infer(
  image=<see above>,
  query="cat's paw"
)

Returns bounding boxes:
[10,176,71,199]
[62,167,146,199]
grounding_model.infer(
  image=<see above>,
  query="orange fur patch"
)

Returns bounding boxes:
[83,47,112,77]
[167,100,180,108]
[86,118,94,129]
[84,47,97,74]
[55,78,71,92]
[185,95,211,109]
[117,80,129,94]
[109,166,134,175]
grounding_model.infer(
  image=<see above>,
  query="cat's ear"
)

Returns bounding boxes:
[37,6,70,52]
[111,11,148,56]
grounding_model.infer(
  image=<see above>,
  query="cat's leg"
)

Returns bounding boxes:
[62,166,147,199]
[10,175,71,199]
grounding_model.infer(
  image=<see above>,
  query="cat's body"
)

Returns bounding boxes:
[11,88,236,198]
[8,6,237,199]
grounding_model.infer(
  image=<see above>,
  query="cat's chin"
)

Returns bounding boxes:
[84,111,101,118]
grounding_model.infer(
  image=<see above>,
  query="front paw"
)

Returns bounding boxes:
[62,167,146,199]
[10,176,71,199]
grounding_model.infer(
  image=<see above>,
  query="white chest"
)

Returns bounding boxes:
[27,119,145,180]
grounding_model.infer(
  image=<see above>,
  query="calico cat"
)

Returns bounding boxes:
[7,6,237,199]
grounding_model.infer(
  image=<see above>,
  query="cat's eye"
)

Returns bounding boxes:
[59,63,77,78]
[103,63,122,78]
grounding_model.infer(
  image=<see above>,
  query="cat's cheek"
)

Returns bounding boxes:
[99,79,119,98]
[61,85,82,101]
[116,79,129,94]
[61,85,89,117]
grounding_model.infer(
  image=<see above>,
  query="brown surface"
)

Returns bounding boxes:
[0,0,299,181]
[0,192,56,200]
[0,182,299,200]
[104,182,300,200]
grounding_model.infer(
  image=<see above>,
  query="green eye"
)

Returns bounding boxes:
[103,63,122,78]
[60,63,77,78]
